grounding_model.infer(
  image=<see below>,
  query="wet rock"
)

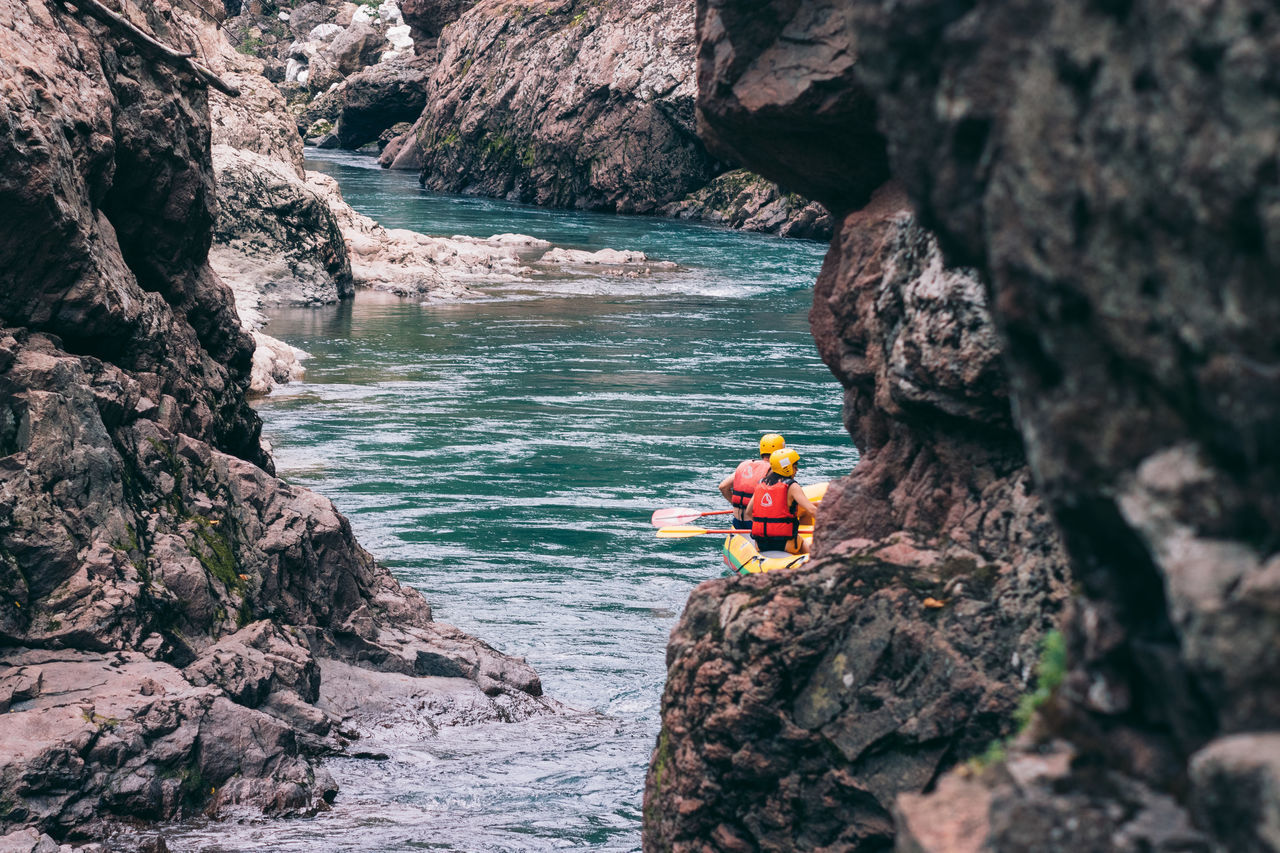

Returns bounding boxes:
[304,171,531,296]
[386,0,717,213]
[660,169,834,241]
[209,146,353,306]
[0,650,335,836]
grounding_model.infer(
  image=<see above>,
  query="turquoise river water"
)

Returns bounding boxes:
[167,151,857,852]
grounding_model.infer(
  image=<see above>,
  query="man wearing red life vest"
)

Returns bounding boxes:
[746,447,818,555]
[719,433,786,530]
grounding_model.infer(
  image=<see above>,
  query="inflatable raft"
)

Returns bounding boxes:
[721,481,828,576]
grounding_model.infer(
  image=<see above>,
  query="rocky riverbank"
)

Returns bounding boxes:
[646,1,1280,851]
[0,1,551,846]
[218,0,831,237]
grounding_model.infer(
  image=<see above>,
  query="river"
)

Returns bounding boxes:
[167,151,857,852]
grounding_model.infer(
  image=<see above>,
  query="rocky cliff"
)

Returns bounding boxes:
[840,3,1280,850]
[0,0,544,843]
[648,1,1280,851]
[642,4,1072,844]
[383,0,717,213]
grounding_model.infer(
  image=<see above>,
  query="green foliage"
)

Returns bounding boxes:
[189,518,240,591]
[236,35,265,55]
[968,629,1066,772]
[1014,628,1066,730]
[305,119,335,138]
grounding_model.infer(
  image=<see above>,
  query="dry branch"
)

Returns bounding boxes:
[60,0,241,97]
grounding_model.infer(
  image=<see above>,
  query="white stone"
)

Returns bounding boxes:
[308,23,343,43]
[284,57,307,83]
[385,24,413,51]
[277,10,290,20]
[377,0,404,26]
[351,5,374,25]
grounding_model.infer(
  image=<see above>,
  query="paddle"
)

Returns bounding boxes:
[650,507,733,527]
[656,525,814,539]
[650,480,830,528]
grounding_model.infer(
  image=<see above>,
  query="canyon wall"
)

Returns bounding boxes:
[0,0,543,842]
[643,4,1071,850]
[649,2,1280,851]
[385,0,715,213]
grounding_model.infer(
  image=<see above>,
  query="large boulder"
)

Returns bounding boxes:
[209,146,353,306]
[660,169,834,240]
[334,58,432,149]
[384,0,718,214]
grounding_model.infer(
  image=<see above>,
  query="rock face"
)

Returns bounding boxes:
[660,169,834,241]
[0,0,545,841]
[652,1,1280,851]
[334,58,433,150]
[384,0,718,214]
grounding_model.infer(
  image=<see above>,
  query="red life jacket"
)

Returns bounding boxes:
[730,458,771,508]
[751,476,798,540]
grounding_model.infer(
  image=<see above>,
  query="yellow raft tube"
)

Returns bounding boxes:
[722,482,828,575]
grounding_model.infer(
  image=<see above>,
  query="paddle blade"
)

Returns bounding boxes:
[660,522,742,535]
[650,507,736,527]
[650,508,703,527]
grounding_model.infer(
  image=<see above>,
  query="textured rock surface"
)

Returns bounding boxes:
[816,3,1280,851]
[210,146,353,306]
[385,0,718,214]
[645,177,1069,849]
[660,169,834,241]
[0,0,546,841]
[693,0,889,217]
[332,58,433,149]
[666,0,1280,850]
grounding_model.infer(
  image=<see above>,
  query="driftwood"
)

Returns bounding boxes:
[60,0,241,97]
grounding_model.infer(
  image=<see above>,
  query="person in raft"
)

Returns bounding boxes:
[719,433,786,531]
[746,447,819,555]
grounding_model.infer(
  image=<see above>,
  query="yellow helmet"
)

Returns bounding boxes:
[758,433,786,456]
[769,447,800,477]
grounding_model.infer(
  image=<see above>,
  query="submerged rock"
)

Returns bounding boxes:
[660,169,834,241]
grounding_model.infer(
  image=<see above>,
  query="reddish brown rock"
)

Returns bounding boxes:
[644,179,1069,850]
[0,0,548,842]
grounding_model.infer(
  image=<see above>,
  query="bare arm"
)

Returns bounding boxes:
[745,492,757,521]
[718,473,735,504]
[790,483,818,524]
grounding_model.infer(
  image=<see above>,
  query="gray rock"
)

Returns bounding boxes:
[323,22,386,76]
[209,145,353,306]
[660,170,833,241]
